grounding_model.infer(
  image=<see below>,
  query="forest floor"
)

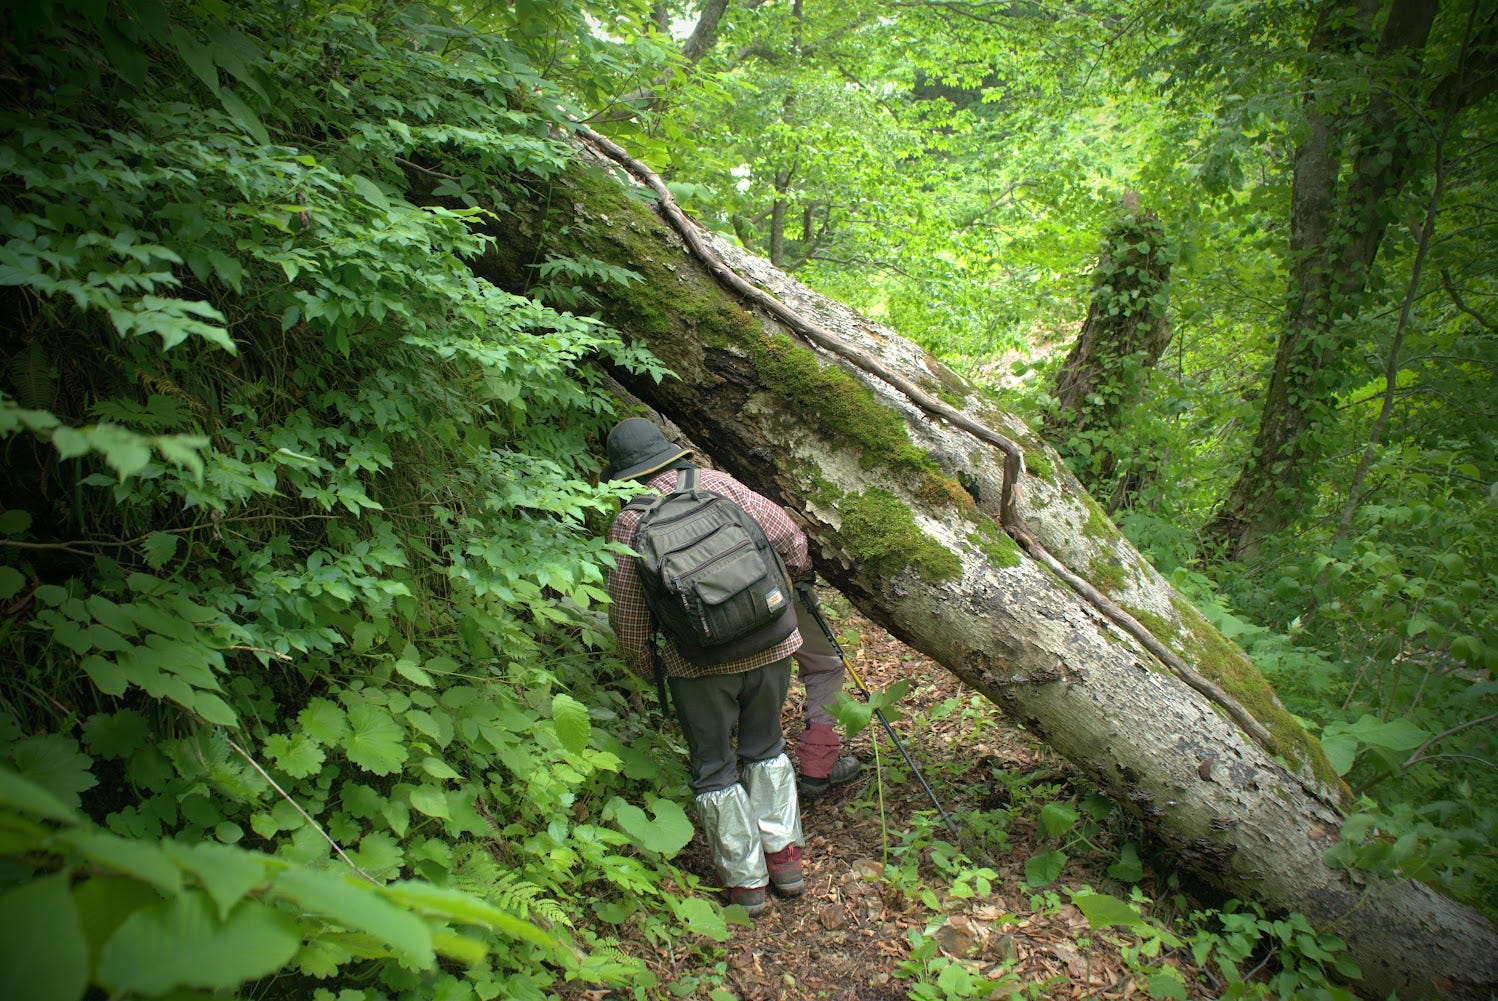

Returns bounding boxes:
[615,600,1226,1001]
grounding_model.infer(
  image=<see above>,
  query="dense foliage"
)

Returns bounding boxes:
[0,2,723,998]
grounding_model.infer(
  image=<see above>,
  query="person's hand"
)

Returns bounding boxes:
[793,572,819,606]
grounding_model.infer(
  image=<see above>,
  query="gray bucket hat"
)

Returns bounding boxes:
[603,418,692,481]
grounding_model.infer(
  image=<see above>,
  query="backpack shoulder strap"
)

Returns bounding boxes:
[622,493,657,514]
[680,465,699,491]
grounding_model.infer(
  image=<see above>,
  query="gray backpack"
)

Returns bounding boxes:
[626,467,796,665]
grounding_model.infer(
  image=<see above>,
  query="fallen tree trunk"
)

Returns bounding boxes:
[442,133,1498,1001]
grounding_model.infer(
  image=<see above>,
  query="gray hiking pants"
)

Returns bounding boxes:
[793,590,845,728]
[668,657,792,794]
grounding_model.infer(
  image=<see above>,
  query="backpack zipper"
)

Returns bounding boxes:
[671,539,754,641]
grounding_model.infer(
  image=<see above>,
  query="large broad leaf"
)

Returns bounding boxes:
[264,731,326,779]
[408,784,451,820]
[551,693,591,753]
[4,734,98,809]
[96,890,299,993]
[1039,801,1079,838]
[670,894,732,943]
[0,873,88,1001]
[165,841,270,919]
[71,876,163,969]
[298,698,349,745]
[1072,890,1149,931]
[58,829,182,895]
[610,798,694,857]
[0,765,82,823]
[1023,848,1066,887]
[273,866,434,966]
[344,703,408,775]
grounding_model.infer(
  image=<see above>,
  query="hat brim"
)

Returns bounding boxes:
[606,447,692,481]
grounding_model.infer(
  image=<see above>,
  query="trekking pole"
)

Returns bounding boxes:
[796,581,961,837]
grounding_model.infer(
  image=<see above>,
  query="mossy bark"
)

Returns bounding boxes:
[420,145,1498,1001]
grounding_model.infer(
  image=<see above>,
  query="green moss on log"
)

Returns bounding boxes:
[1088,556,1128,594]
[1082,496,1122,544]
[839,489,962,583]
[748,332,935,474]
[968,519,1023,569]
[1166,595,1341,789]
[1024,450,1054,482]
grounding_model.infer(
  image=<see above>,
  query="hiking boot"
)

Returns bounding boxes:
[798,753,863,798]
[724,884,768,917]
[766,845,804,897]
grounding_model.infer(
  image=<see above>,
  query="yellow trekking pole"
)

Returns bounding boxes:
[797,580,960,837]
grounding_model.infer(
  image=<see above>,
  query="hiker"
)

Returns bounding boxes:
[789,589,864,798]
[603,417,809,917]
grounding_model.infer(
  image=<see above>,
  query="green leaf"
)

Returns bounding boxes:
[394,654,434,687]
[1107,843,1144,883]
[1349,716,1429,752]
[71,876,162,970]
[1146,972,1188,1000]
[0,765,81,823]
[346,831,404,880]
[155,434,208,481]
[81,654,129,697]
[96,891,300,993]
[101,20,149,88]
[551,693,591,753]
[610,798,694,857]
[85,596,138,637]
[165,841,269,920]
[171,24,220,93]
[1039,801,1079,838]
[186,691,238,726]
[0,873,88,1001]
[406,709,454,748]
[81,710,149,760]
[344,703,408,775]
[351,174,392,211]
[57,829,182,895]
[1072,890,1148,931]
[382,881,561,951]
[273,867,434,965]
[670,895,731,942]
[419,755,461,781]
[299,698,349,745]
[217,86,269,145]
[89,425,153,480]
[0,509,32,535]
[409,785,450,820]
[52,426,89,459]
[140,532,180,569]
[1023,848,1066,887]
[4,734,98,808]
[1320,734,1357,776]
[0,566,24,600]
[265,732,325,779]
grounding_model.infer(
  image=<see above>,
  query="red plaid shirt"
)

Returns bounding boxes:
[607,466,810,679]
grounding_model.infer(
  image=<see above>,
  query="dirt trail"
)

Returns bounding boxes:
[647,605,1216,1001]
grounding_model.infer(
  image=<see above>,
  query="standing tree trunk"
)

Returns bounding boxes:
[433,130,1498,1000]
[1043,194,1174,512]
[1202,0,1494,560]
